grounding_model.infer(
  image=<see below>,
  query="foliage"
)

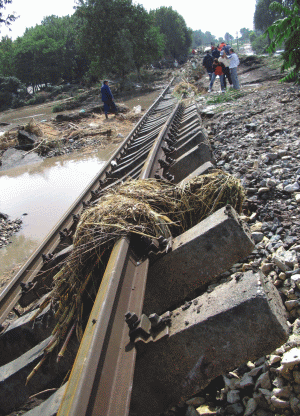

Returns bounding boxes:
[75,0,165,80]
[0,75,26,111]
[251,32,269,54]
[0,0,17,31]
[0,35,14,75]
[206,89,247,105]
[224,32,234,43]
[266,0,300,83]
[13,15,86,90]
[192,30,218,48]
[151,7,192,60]
[254,0,298,34]
[239,28,251,42]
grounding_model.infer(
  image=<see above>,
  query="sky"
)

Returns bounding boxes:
[0,0,256,40]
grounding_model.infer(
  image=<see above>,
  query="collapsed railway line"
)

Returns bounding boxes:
[0,79,289,416]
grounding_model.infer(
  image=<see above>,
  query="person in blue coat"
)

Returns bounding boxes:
[101,80,117,119]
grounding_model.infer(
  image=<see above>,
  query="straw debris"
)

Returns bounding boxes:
[28,170,244,381]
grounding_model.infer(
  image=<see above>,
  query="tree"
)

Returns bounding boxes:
[266,0,300,82]
[151,7,192,60]
[0,0,17,31]
[240,28,251,42]
[0,35,14,75]
[0,75,26,110]
[75,0,164,80]
[191,30,218,48]
[224,32,234,43]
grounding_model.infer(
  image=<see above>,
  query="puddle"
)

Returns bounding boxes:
[0,144,117,281]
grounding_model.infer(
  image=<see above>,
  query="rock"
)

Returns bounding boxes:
[284,182,300,193]
[258,187,270,194]
[281,347,300,369]
[236,373,254,388]
[195,404,218,415]
[270,396,290,409]
[260,263,273,275]
[293,370,300,384]
[185,405,199,416]
[269,355,281,365]
[244,398,257,416]
[227,390,240,404]
[272,386,291,399]
[290,396,300,413]
[225,403,244,415]
[285,300,299,311]
[186,397,206,406]
[251,232,264,243]
[255,372,272,390]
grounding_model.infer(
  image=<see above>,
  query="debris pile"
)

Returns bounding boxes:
[28,172,244,382]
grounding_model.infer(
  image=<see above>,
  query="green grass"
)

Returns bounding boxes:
[52,103,65,113]
[206,89,247,105]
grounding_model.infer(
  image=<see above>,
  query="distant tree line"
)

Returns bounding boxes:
[0,0,192,110]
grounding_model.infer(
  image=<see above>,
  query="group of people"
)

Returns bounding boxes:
[202,44,240,93]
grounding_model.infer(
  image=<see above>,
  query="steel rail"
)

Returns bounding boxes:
[57,86,182,416]
[0,80,174,324]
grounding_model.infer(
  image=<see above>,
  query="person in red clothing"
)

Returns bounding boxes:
[208,58,225,92]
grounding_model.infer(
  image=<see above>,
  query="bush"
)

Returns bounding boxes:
[52,103,65,113]
[0,76,27,111]
[251,34,269,55]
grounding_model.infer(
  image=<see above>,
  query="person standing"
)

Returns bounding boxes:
[228,48,240,90]
[209,58,225,93]
[202,50,213,80]
[101,80,117,119]
[218,51,232,89]
[211,45,220,59]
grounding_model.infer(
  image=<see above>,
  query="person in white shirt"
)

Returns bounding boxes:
[218,51,232,89]
[228,48,240,90]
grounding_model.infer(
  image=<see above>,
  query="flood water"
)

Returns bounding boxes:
[0,89,161,284]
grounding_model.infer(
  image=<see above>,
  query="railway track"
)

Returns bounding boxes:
[0,78,289,416]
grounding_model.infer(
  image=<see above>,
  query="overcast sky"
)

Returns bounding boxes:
[0,0,256,40]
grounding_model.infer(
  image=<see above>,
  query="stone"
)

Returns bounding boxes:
[251,232,264,243]
[255,372,272,390]
[227,390,240,404]
[281,347,300,369]
[269,355,281,365]
[261,263,274,275]
[284,182,300,193]
[272,386,291,399]
[185,405,200,416]
[225,403,244,415]
[195,405,218,415]
[270,396,290,409]
[285,300,299,311]
[244,398,257,416]
[237,373,254,388]
[293,370,300,384]
[186,397,206,406]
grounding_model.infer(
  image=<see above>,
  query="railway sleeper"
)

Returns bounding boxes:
[21,384,67,416]
[167,142,214,183]
[0,305,55,366]
[143,205,255,316]
[130,270,289,416]
[170,130,206,160]
[0,337,78,414]
[18,245,74,308]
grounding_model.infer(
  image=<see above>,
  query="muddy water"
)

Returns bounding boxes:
[0,90,161,284]
[0,146,116,283]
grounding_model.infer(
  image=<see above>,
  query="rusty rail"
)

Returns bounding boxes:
[0,79,175,324]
